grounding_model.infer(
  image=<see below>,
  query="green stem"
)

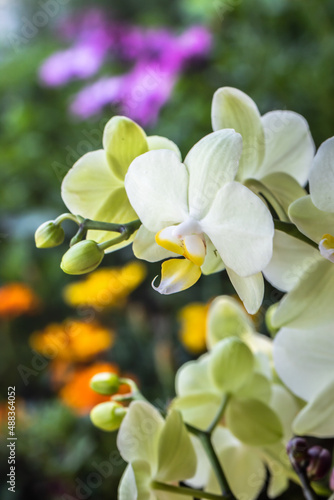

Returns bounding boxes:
[293,465,318,500]
[274,220,318,249]
[207,395,230,434]
[55,213,80,225]
[186,424,235,499]
[151,481,227,500]
[244,179,290,222]
[80,218,141,235]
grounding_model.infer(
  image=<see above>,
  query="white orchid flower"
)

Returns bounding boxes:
[124,129,274,313]
[274,324,334,438]
[267,138,334,328]
[117,401,196,500]
[61,115,181,252]
[211,87,315,214]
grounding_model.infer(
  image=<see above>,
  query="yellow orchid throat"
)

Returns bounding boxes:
[155,225,206,266]
[153,223,207,295]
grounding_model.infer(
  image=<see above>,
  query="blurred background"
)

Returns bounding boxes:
[1,0,334,498]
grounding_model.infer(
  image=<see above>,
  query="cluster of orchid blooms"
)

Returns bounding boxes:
[39,9,211,125]
[35,87,334,500]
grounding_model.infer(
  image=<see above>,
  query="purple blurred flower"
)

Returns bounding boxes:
[39,9,212,125]
[39,45,108,86]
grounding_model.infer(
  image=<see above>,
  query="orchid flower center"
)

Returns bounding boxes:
[319,233,334,263]
[155,220,206,267]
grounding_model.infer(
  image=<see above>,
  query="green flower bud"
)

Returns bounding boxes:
[60,240,104,275]
[90,401,127,432]
[90,372,120,395]
[35,221,65,248]
[265,303,280,337]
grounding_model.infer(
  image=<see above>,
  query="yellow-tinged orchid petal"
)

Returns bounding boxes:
[211,87,265,181]
[206,296,254,349]
[146,135,182,159]
[226,267,264,315]
[103,116,148,181]
[206,427,267,500]
[152,259,201,295]
[156,410,197,483]
[309,136,334,212]
[289,195,334,243]
[260,172,307,213]
[226,397,283,446]
[257,110,314,185]
[293,378,334,438]
[210,338,255,393]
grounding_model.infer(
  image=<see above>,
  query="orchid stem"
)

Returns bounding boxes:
[186,423,235,499]
[151,481,227,499]
[207,395,230,434]
[70,218,141,248]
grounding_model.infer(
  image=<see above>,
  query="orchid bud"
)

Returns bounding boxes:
[287,437,309,466]
[90,401,127,432]
[35,221,65,248]
[60,240,104,275]
[90,372,120,395]
[265,303,279,337]
[306,446,332,481]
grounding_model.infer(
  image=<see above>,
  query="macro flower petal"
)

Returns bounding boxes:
[185,129,243,219]
[201,182,274,277]
[293,378,334,438]
[208,427,266,500]
[201,236,225,275]
[206,295,254,348]
[263,230,321,292]
[125,150,189,232]
[133,226,178,262]
[272,258,334,329]
[152,259,201,295]
[289,195,334,243]
[226,398,283,446]
[172,392,221,430]
[103,116,148,181]
[61,150,137,252]
[117,401,164,470]
[259,172,306,213]
[256,111,314,185]
[176,354,211,396]
[226,267,264,314]
[146,135,182,159]
[156,410,196,482]
[273,324,334,402]
[118,462,153,500]
[211,87,265,181]
[309,137,334,212]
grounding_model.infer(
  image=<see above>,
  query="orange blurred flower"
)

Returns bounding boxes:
[178,302,209,354]
[30,319,114,362]
[58,362,130,415]
[63,261,146,310]
[0,283,40,319]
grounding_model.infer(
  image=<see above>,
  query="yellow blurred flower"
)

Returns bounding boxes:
[0,283,40,319]
[63,261,146,309]
[58,362,131,415]
[178,302,209,354]
[30,319,113,362]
